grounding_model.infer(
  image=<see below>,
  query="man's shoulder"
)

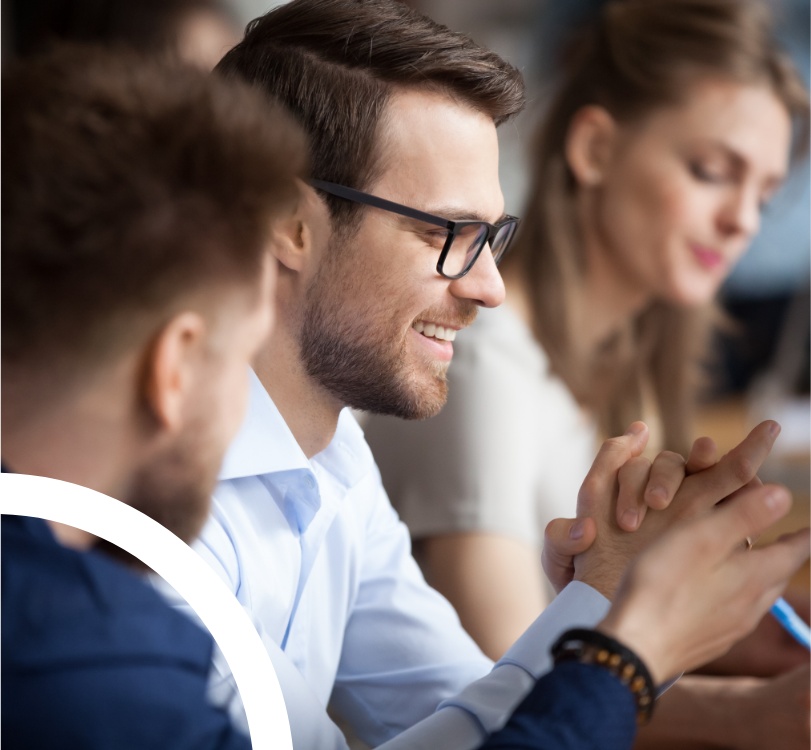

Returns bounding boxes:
[2,645,239,749]
[2,517,243,749]
[2,636,248,750]
[2,515,212,672]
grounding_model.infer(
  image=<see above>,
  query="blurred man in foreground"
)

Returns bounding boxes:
[1,46,305,748]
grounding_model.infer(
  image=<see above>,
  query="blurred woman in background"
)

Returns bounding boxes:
[366,0,810,747]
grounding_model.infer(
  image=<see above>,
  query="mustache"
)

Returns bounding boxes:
[416,301,478,330]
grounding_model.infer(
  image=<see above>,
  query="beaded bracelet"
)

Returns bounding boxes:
[551,628,657,725]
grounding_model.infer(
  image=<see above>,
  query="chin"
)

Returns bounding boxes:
[666,276,722,308]
[406,388,447,421]
[402,364,451,419]
[358,377,448,420]
[363,362,450,419]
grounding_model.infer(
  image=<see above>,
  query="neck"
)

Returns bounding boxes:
[253,326,343,459]
[48,521,95,549]
[2,378,136,551]
[579,251,650,351]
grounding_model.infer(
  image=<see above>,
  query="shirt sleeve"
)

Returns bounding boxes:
[434,582,611,737]
[329,476,495,745]
[477,661,637,750]
[330,467,611,748]
[375,582,612,750]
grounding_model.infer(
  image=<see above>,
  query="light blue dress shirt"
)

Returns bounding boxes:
[161,370,610,748]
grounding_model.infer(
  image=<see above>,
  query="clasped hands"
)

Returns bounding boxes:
[542,420,810,685]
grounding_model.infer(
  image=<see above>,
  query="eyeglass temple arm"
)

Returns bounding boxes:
[309,179,453,230]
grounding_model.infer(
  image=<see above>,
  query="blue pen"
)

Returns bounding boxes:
[771,597,811,650]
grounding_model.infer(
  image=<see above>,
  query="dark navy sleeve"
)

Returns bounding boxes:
[478,661,638,750]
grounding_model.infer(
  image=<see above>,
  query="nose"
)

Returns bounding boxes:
[719,185,761,240]
[447,245,506,308]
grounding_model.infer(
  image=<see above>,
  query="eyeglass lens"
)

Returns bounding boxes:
[442,221,517,277]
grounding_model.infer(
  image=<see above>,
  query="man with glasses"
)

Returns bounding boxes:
[156,1,808,747]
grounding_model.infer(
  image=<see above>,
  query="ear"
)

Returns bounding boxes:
[269,180,324,273]
[565,105,618,187]
[141,312,207,431]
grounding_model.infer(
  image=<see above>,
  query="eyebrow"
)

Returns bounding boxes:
[414,206,509,224]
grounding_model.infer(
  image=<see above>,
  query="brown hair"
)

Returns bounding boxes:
[2,45,307,375]
[215,0,524,224]
[501,0,809,453]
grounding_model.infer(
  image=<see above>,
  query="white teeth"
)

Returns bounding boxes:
[412,320,458,341]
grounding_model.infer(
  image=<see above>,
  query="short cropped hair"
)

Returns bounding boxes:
[2,46,307,372]
[216,0,525,223]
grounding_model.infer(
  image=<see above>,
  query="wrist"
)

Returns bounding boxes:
[573,550,625,601]
[595,612,669,686]
[573,568,616,600]
[552,627,657,725]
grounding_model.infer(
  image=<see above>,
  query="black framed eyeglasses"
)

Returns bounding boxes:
[310,179,519,280]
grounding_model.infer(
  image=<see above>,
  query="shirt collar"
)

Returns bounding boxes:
[218,369,309,481]
[218,368,375,486]
[314,407,375,490]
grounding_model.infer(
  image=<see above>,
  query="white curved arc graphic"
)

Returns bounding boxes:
[0,472,291,750]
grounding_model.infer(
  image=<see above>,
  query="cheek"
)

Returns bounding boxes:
[328,221,447,336]
[655,177,697,235]
[648,185,693,278]
[338,258,421,328]
[626,162,687,233]
[650,182,723,303]
[609,167,693,262]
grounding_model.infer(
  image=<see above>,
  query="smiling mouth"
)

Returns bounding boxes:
[412,320,457,342]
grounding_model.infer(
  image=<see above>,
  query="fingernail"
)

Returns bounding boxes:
[569,520,585,540]
[764,488,789,511]
[646,486,667,505]
[620,509,638,529]
[625,422,646,436]
[769,422,781,437]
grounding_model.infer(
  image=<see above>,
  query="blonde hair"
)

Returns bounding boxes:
[503,0,809,453]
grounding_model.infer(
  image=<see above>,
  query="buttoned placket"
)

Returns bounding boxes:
[275,464,350,654]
